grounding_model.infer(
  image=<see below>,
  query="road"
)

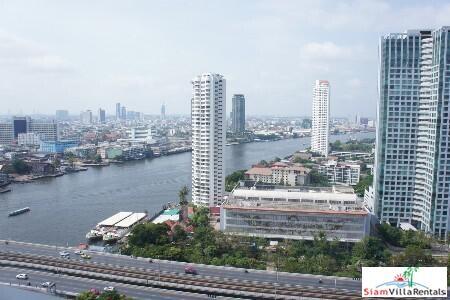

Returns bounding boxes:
[0,240,361,292]
[0,266,217,300]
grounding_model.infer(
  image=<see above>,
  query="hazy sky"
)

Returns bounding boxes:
[0,0,448,118]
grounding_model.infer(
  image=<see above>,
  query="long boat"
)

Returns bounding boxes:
[8,207,30,217]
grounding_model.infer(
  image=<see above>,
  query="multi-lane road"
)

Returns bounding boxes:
[0,240,361,291]
[0,267,215,300]
[0,240,362,299]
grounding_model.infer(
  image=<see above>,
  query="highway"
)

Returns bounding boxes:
[0,239,361,292]
[0,266,213,300]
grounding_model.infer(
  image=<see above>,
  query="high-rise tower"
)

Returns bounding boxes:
[374,27,450,239]
[311,80,330,156]
[231,94,245,133]
[191,73,226,207]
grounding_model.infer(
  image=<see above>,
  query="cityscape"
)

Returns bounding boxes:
[0,1,449,300]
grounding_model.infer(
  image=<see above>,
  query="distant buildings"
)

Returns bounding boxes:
[98,108,106,123]
[161,103,166,120]
[116,103,122,120]
[231,94,245,133]
[18,133,40,147]
[40,140,79,154]
[80,110,93,125]
[55,110,69,121]
[318,160,360,186]
[374,27,450,239]
[191,73,226,207]
[221,185,370,242]
[311,80,330,156]
[0,117,59,145]
[121,106,127,120]
[245,162,310,186]
[126,126,155,141]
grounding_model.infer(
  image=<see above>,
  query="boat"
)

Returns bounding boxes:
[103,231,121,243]
[8,207,30,217]
[85,229,104,241]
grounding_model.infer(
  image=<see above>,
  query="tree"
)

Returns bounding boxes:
[225,169,246,192]
[308,170,329,186]
[12,159,30,174]
[94,154,102,163]
[354,175,373,197]
[391,245,434,267]
[128,223,169,247]
[352,237,389,265]
[178,185,189,206]
[258,160,269,167]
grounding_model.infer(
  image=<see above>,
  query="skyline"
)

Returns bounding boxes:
[1,1,449,118]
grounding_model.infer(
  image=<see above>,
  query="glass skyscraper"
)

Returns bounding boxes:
[374,27,450,239]
[231,94,245,133]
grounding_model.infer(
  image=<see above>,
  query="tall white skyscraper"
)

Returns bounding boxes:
[191,73,226,207]
[374,27,450,239]
[311,80,330,156]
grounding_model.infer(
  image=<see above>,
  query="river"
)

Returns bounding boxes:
[0,132,374,245]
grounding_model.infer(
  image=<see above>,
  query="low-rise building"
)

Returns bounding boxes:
[40,140,79,154]
[18,133,40,146]
[220,185,370,242]
[318,160,360,186]
[245,162,310,186]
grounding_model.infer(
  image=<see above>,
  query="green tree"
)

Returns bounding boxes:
[391,245,434,267]
[12,159,30,174]
[352,237,389,265]
[178,185,189,206]
[308,170,329,186]
[353,175,373,197]
[128,223,169,247]
[225,169,246,192]
[94,154,102,163]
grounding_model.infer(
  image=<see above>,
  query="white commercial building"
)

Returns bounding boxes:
[191,73,226,207]
[221,186,370,242]
[374,27,450,239]
[17,133,41,146]
[318,160,360,186]
[311,80,330,156]
[126,126,155,141]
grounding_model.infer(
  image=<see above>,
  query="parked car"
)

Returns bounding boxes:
[74,250,82,255]
[104,286,116,292]
[16,274,28,280]
[41,282,55,288]
[59,251,70,258]
[184,265,198,275]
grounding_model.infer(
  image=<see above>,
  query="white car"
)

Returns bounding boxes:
[103,286,115,292]
[41,281,54,288]
[74,250,82,255]
[16,274,28,280]
[59,251,70,258]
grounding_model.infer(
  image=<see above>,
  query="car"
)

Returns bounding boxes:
[59,251,70,258]
[318,279,323,284]
[16,274,28,280]
[103,286,116,292]
[74,250,82,255]
[41,281,54,288]
[184,265,197,275]
[81,253,91,259]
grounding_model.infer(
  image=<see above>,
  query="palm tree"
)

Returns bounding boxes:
[178,185,189,206]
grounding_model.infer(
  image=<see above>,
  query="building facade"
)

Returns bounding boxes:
[221,186,370,242]
[18,133,41,146]
[245,163,310,186]
[311,80,330,156]
[80,110,93,125]
[116,103,121,120]
[231,94,245,133]
[55,110,69,121]
[318,160,361,186]
[374,27,450,239]
[191,73,226,207]
[98,108,106,123]
[40,140,79,153]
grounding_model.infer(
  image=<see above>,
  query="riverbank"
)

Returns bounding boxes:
[0,132,374,246]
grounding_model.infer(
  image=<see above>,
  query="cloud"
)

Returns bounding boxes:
[300,42,364,61]
[347,78,362,88]
[0,29,74,73]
